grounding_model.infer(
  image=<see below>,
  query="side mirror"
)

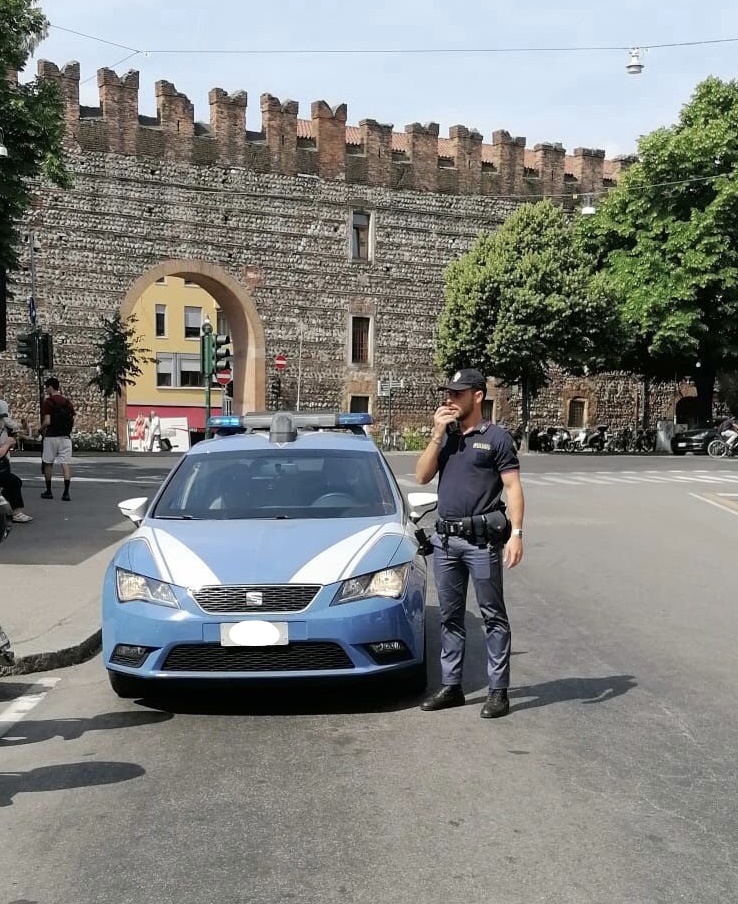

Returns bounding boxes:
[407,491,438,524]
[118,497,149,526]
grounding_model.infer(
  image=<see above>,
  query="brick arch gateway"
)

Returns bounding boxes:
[120,259,265,439]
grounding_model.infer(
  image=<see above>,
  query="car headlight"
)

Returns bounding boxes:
[115,568,180,608]
[333,564,410,605]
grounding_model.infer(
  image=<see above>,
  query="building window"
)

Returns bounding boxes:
[568,398,586,429]
[184,306,202,339]
[351,210,372,261]
[156,354,173,387]
[179,355,203,388]
[349,395,369,414]
[155,304,166,338]
[156,353,204,388]
[350,316,371,365]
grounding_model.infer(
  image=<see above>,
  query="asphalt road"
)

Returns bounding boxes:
[2,451,738,903]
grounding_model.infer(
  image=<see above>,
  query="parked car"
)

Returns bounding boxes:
[103,411,434,698]
[670,426,719,455]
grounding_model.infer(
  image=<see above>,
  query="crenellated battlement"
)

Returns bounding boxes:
[38,59,633,197]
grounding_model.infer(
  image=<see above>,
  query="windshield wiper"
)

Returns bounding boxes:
[155,514,197,520]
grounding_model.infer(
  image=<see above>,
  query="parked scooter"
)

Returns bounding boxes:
[548,425,572,451]
[571,425,606,452]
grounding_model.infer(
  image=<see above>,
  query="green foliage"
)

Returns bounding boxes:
[0,0,70,271]
[89,313,151,399]
[438,200,619,393]
[579,76,738,418]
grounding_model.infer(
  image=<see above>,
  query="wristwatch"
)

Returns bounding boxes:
[511,528,523,538]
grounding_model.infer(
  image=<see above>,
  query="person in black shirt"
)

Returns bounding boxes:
[415,369,525,718]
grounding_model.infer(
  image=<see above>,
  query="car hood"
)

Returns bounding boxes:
[679,428,717,438]
[116,516,410,587]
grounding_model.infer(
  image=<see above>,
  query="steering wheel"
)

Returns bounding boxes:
[312,492,357,507]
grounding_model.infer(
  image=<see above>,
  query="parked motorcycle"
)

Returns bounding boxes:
[530,426,554,452]
[571,425,606,452]
[548,426,572,451]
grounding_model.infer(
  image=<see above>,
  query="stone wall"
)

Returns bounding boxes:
[0,60,660,439]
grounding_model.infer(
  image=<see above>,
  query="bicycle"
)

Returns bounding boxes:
[381,428,406,452]
[707,436,738,458]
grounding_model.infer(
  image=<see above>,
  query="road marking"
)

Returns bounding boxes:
[689,493,738,517]
[18,476,161,485]
[399,471,738,490]
[0,676,60,740]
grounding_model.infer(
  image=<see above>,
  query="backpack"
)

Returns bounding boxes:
[50,398,75,436]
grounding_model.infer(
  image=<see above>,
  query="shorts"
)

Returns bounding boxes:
[43,436,73,465]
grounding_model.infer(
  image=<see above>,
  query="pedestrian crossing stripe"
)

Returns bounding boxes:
[396,471,738,490]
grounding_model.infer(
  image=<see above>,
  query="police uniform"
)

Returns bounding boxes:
[433,420,520,691]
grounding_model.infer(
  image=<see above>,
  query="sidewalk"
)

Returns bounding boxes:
[0,541,118,677]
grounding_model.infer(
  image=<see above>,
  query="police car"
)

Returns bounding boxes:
[102,411,436,698]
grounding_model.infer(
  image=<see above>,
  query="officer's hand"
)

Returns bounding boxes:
[503,536,523,568]
[433,405,459,434]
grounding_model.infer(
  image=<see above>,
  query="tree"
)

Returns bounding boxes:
[579,76,738,425]
[437,200,619,447]
[89,313,151,449]
[0,0,70,276]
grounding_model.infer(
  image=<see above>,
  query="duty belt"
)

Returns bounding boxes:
[435,511,510,548]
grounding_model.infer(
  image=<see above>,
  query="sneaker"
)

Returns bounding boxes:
[61,492,70,502]
[41,490,53,499]
[480,688,510,719]
[12,512,33,523]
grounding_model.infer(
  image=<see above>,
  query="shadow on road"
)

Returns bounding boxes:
[0,710,173,746]
[0,761,145,807]
[465,674,638,709]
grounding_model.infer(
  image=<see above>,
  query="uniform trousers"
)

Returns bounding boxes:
[0,471,24,510]
[432,534,510,690]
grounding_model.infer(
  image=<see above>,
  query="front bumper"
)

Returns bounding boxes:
[102,568,425,683]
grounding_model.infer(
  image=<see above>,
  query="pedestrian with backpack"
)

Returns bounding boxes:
[40,377,75,501]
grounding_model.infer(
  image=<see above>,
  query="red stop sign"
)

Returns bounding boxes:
[274,353,287,371]
[215,369,231,387]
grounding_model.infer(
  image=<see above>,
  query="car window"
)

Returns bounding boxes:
[152,447,397,520]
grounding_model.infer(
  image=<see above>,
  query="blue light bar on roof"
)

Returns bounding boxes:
[337,413,373,426]
[207,416,242,429]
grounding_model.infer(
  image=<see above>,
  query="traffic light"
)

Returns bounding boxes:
[212,333,231,373]
[16,332,38,369]
[38,332,53,370]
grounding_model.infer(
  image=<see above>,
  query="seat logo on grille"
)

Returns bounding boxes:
[246,591,264,606]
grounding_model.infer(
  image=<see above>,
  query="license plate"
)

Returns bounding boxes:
[220,621,288,647]
[677,442,687,448]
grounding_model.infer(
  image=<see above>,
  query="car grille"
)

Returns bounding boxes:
[162,643,354,672]
[192,584,321,613]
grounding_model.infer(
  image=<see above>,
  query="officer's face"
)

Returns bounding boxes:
[445,388,477,419]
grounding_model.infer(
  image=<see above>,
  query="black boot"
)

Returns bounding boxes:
[420,684,465,712]
[480,688,510,719]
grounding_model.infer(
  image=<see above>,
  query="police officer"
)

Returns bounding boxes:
[415,369,524,718]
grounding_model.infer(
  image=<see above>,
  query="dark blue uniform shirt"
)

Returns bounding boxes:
[437,421,520,520]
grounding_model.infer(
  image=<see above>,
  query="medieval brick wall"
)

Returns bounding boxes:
[0,59,663,440]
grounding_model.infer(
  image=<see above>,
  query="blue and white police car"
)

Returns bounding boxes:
[102,411,436,698]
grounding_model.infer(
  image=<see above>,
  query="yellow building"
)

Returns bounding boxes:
[126,276,230,434]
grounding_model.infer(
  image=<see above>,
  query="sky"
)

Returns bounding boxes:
[23,0,738,159]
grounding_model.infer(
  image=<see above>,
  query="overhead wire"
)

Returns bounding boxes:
[48,23,738,57]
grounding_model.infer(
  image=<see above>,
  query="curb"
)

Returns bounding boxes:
[0,628,102,678]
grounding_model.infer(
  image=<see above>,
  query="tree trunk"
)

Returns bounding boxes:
[694,362,716,426]
[520,374,530,454]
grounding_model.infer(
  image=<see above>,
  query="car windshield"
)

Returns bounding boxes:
[152,447,398,520]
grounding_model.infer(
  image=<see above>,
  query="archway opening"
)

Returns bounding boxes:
[118,259,265,448]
